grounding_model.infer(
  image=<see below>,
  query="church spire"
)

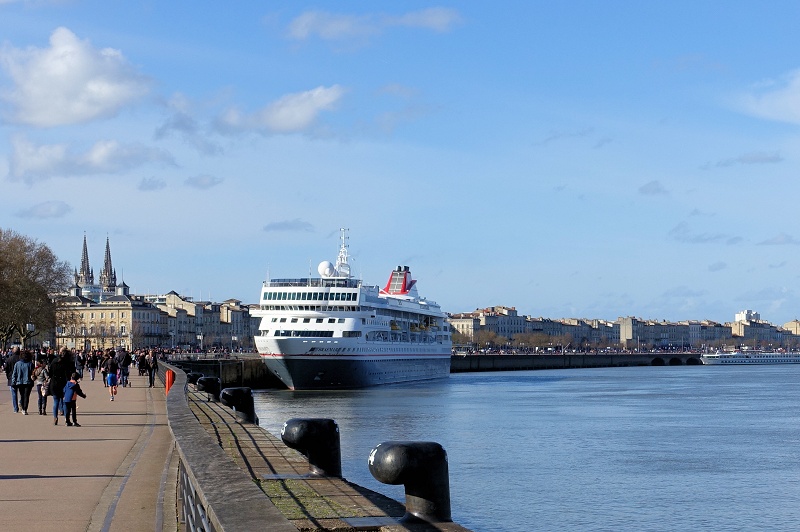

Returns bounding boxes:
[99,236,117,291]
[75,234,94,286]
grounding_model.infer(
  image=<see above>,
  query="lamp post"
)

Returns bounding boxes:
[24,323,35,349]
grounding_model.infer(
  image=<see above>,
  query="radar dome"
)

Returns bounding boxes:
[318,261,335,277]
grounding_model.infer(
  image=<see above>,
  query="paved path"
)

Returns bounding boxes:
[0,370,176,532]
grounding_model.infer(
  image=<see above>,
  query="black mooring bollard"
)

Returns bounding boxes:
[195,376,221,401]
[219,387,258,424]
[281,418,342,477]
[186,372,204,385]
[369,441,452,523]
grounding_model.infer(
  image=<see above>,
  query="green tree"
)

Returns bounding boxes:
[0,229,72,348]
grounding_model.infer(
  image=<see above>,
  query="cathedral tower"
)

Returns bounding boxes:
[99,237,117,292]
[74,234,94,287]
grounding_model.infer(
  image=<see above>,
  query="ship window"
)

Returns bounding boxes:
[301,292,307,300]
[311,292,318,300]
[328,318,335,323]
[323,293,329,301]
[303,318,310,323]
[338,319,345,323]
[317,318,323,323]
[291,318,298,323]
[279,318,287,323]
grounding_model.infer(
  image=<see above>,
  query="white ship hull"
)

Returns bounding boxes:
[701,352,800,365]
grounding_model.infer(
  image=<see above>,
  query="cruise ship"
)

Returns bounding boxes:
[700,351,800,365]
[252,230,452,389]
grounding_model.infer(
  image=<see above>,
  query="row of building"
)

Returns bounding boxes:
[48,237,800,353]
[54,237,256,351]
[448,307,800,351]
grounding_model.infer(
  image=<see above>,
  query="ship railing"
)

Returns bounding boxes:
[265,278,362,288]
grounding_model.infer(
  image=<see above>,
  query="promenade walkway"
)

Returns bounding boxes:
[0,370,176,532]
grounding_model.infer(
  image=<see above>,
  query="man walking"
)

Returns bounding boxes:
[4,346,21,413]
[104,354,119,401]
[48,348,71,425]
[146,350,158,388]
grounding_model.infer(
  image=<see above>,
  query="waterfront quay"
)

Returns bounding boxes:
[1,362,470,531]
[450,351,703,372]
[0,369,175,532]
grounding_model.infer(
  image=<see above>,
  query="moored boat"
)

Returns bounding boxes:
[700,351,800,365]
[252,229,452,389]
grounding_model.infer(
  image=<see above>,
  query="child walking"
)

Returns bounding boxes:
[63,372,87,427]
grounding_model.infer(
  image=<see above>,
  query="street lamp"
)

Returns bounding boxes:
[24,323,34,348]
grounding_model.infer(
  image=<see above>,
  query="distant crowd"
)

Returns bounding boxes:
[2,345,161,426]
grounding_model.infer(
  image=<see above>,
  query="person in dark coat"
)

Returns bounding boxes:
[11,350,34,415]
[48,348,72,425]
[4,346,21,413]
[63,372,86,427]
[146,350,159,388]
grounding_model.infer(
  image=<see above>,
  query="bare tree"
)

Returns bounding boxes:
[0,229,72,348]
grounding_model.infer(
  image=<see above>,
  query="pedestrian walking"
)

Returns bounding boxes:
[104,354,119,401]
[32,359,49,415]
[63,372,86,427]
[74,351,85,379]
[87,351,98,381]
[48,348,71,425]
[4,346,21,413]
[146,350,159,388]
[11,350,35,415]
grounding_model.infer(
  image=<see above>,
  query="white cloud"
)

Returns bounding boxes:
[736,69,800,124]
[288,11,377,40]
[154,93,223,155]
[715,151,782,167]
[0,27,151,127]
[287,8,461,41]
[184,174,223,189]
[8,135,174,183]
[214,85,344,134]
[263,219,314,232]
[638,180,668,196]
[668,221,728,244]
[758,233,800,246]
[16,200,72,219]
[139,176,166,191]
[393,8,463,32]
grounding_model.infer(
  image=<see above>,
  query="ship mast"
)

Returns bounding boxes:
[335,228,351,278]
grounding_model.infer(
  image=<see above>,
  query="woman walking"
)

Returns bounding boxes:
[48,348,72,425]
[32,359,49,415]
[11,350,35,415]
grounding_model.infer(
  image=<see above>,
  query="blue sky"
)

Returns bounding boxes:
[2,2,800,325]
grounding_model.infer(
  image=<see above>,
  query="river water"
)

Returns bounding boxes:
[253,365,800,531]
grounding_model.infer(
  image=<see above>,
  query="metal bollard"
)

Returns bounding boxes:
[281,418,342,477]
[186,372,204,385]
[369,441,452,523]
[219,387,258,424]
[195,376,221,401]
